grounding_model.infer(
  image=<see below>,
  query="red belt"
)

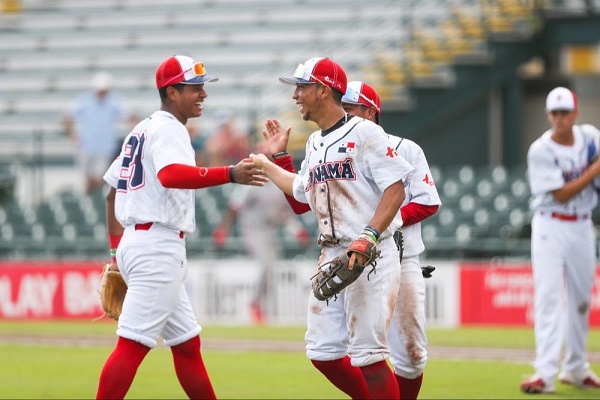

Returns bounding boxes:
[542,212,589,222]
[135,222,184,238]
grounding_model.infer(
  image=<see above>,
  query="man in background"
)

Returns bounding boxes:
[522,86,600,394]
[63,71,134,194]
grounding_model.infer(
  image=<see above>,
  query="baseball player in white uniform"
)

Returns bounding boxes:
[342,81,441,400]
[97,55,266,399]
[522,86,600,394]
[251,57,414,399]
[263,80,441,399]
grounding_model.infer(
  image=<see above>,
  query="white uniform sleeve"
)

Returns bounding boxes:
[527,140,564,195]
[399,140,442,207]
[103,133,132,188]
[363,125,414,191]
[152,121,196,172]
[103,156,121,189]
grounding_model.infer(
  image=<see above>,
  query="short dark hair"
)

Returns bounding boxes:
[330,87,343,104]
[159,83,185,102]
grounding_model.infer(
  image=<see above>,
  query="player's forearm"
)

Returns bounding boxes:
[157,163,233,189]
[106,186,124,262]
[369,181,405,234]
[274,155,311,214]
[106,187,124,237]
[553,166,600,203]
[261,159,296,196]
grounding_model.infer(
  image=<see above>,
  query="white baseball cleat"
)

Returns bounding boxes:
[520,375,556,394]
[559,370,600,389]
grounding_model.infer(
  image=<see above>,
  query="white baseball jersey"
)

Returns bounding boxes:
[104,110,197,233]
[528,124,600,215]
[292,115,414,244]
[526,123,600,384]
[103,109,201,349]
[388,135,441,257]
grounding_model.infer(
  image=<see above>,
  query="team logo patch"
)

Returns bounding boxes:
[338,142,355,153]
[305,158,356,191]
[423,174,435,186]
[386,146,399,158]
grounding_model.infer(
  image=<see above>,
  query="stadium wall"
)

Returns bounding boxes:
[1,260,600,328]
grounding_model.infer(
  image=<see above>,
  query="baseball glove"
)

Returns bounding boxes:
[421,265,435,279]
[311,237,381,303]
[98,263,127,321]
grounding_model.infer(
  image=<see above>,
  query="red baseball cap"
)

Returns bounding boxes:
[155,55,219,89]
[279,57,347,95]
[342,81,381,114]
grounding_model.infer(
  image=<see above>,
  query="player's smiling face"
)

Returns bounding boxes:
[164,83,208,124]
[179,84,207,118]
[293,83,320,122]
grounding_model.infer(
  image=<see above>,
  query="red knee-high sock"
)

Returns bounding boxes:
[96,337,150,399]
[396,373,423,400]
[312,356,370,399]
[171,336,216,400]
[360,360,400,399]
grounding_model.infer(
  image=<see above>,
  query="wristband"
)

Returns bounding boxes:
[272,151,288,159]
[228,165,236,183]
[109,248,117,262]
[360,232,377,244]
[362,225,380,241]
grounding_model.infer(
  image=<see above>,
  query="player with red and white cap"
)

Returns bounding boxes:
[254,57,414,399]
[521,86,600,394]
[97,55,266,399]
[264,78,440,399]
[342,80,441,399]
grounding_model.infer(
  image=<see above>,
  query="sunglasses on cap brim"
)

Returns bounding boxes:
[162,62,207,87]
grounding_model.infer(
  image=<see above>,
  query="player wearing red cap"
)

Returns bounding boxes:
[96,55,266,399]
[263,78,440,399]
[341,80,441,399]
[251,57,415,399]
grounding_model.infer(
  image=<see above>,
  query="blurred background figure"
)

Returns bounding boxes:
[212,144,311,324]
[63,71,135,195]
[187,120,212,167]
[205,110,250,167]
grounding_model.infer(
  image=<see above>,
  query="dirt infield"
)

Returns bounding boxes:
[1,333,599,363]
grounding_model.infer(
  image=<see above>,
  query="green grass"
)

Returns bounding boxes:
[3,321,600,351]
[1,321,600,399]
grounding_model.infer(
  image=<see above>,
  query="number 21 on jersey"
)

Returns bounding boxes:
[117,132,146,191]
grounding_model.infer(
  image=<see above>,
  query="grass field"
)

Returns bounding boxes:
[1,321,600,399]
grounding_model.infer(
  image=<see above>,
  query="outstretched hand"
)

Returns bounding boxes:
[233,158,268,186]
[263,118,292,156]
[249,153,270,170]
